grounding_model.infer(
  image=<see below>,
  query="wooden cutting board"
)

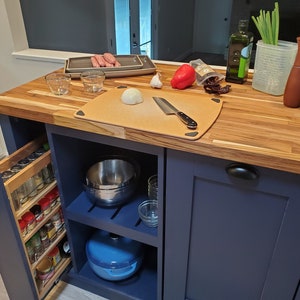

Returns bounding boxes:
[74,87,223,140]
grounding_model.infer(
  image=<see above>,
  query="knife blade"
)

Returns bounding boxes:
[153,97,197,130]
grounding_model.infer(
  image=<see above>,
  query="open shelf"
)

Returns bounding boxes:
[66,191,158,247]
[68,247,157,300]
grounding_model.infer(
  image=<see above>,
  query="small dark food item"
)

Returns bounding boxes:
[203,76,231,95]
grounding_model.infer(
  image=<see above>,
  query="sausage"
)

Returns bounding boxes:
[91,56,100,67]
[114,60,121,67]
[104,61,114,67]
[103,52,116,65]
[94,54,106,67]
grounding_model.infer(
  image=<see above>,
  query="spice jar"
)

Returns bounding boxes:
[18,219,27,237]
[10,164,22,175]
[39,197,51,215]
[34,147,46,157]
[26,177,38,198]
[18,158,30,168]
[47,188,59,208]
[1,170,13,182]
[22,211,36,232]
[30,233,44,261]
[51,210,63,233]
[36,257,54,282]
[27,152,39,162]
[16,183,30,205]
[33,171,44,190]
[42,164,54,184]
[39,226,50,250]
[11,190,21,211]
[45,221,57,242]
[30,204,44,223]
[25,241,35,264]
[48,246,61,267]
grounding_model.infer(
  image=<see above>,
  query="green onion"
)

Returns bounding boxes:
[251,2,279,45]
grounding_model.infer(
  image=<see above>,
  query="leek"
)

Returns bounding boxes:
[251,2,279,45]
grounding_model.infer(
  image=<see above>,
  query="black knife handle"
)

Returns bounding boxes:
[177,112,198,130]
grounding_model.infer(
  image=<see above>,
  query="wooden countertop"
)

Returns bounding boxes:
[0,62,300,174]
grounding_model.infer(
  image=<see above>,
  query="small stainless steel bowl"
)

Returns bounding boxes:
[84,156,140,207]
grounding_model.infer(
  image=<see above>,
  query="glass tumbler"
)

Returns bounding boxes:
[148,174,158,200]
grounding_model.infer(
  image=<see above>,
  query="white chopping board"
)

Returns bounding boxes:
[74,87,223,140]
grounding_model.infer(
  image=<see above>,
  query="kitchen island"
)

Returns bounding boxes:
[0,61,300,300]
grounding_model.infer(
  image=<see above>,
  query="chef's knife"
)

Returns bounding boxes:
[153,97,197,130]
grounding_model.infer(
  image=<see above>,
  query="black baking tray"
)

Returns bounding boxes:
[64,55,157,78]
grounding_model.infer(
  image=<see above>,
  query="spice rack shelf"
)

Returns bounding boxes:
[16,180,57,219]
[23,201,62,243]
[0,136,71,300]
[31,227,67,269]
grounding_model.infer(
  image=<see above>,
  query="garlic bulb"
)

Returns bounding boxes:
[150,73,163,89]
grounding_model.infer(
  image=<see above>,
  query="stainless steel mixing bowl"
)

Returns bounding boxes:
[84,156,140,207]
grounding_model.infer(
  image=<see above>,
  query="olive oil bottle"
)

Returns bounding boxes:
[226,20,253,84]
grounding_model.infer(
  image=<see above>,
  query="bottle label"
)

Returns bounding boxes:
[238,43,253,78]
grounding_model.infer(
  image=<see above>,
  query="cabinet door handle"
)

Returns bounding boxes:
[226,163,259,180]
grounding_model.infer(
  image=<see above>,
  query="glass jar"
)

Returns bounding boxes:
[48,246,61,267]
[42,164,54,184]
[148,174,158,200]
[1,170,13,182]
[27,152,39,162]
[18,158,30,168]
[30,204,44,223]
[45,221,57,242]
[39,226,50,250]
[47,188,59,208]
[10,164,22,174]
[22,211,36,232]
[51,210,63,233]
[26,177,38,198]
[39,196,51,215]
[25,241,35,264]
[18,219,27,237]
[33,171,44,190]
[30,233,44,261]
[11,190,21,211]
[34,147,46,157]
[16,183,29,205]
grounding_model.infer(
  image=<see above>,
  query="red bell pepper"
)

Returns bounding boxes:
[170,64,196,89]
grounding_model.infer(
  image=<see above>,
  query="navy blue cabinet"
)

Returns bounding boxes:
[46,124,165,300]
[164,149,300,300]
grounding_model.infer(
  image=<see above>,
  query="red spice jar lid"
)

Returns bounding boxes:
[39,197,51,209]
[48,246,59,257]
[22,211,35,223]
[18,219,27,230]
[46,186,59,199]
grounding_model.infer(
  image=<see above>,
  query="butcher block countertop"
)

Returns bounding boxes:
[0,61,300,174]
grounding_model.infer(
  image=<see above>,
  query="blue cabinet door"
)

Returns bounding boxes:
[164,149,300,300]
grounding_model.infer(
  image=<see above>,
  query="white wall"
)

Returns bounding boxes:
[0,0,66,93]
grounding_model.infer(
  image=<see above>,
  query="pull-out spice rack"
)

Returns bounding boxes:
[0,136,71,299]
